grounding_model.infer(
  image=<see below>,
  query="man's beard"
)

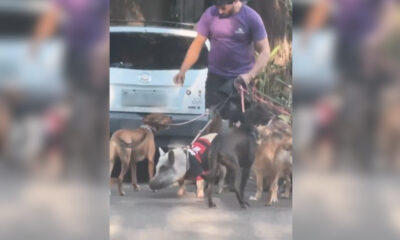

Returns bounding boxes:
[218,8,235,18]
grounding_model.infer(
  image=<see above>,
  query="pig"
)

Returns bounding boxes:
[149,133,226,198]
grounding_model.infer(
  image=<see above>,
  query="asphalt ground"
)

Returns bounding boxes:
[110,180,292,240]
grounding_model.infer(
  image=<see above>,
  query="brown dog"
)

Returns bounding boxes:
[251,118,292,205]
[109,113,171,196]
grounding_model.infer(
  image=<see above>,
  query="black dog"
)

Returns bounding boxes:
[203,102,273,208]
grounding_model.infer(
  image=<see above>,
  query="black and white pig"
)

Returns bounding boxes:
[149,133,226,198]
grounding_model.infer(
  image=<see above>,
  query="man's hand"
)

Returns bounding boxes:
[173,71,186,86]
[234,76,248,92]
[239,73,253,86]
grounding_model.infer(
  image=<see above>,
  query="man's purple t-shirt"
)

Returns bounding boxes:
[334,0,388,43]
[196,4,267,78]
[54,0,108,53]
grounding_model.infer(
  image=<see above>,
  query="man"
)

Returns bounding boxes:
[31,0,109,92]
[173,0,270,110]
[304,0,393,169]
[31,0,109,178]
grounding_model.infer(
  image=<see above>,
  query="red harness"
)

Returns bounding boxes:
[191,137,211,163]
[189,137,211,181]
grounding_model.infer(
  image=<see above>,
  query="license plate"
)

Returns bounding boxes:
[121,89,167,107]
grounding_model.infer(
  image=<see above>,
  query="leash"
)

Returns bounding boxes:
[168,111,209,126]
[191,118,213,146]
[240,85,245,113]
[185,148,191,171]
[168,91,233,144]
[240,86,291,116]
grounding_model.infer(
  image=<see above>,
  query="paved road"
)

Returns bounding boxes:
[110,181,292,240]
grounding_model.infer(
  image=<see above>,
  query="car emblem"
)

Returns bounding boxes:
[139,72,151,84]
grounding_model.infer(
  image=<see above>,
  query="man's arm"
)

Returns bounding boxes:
[303,0,332,39]
[241,37,270,85]
[173,34,207,85]
[30,4,62,56]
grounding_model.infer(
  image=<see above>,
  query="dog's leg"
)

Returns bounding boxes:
[206,181,216,208]
[224,155,248,208]
[240,167,251,200]
[109,142,117,195]
[131,161,140,191]
[280,174,292,199]
[266,174,279,206]
[196,178,205,198]
[177,178,185,196]
[115,147,130,196]
[250,170,263,201]
[147,155,155,181]
[217,165,227,194]
[148,158,154,182]
[118,161,129,196]
[109,142,117,177]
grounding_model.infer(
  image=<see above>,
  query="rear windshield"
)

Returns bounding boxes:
[110,32,208,70]
[0,11,38,37]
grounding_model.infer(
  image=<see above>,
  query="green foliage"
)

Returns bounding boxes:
[255,44,292,111]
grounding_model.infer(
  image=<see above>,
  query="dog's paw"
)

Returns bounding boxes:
[208,202,217,208]
[241,201,250,209]
[119,191,126,196]
[265,196,278,206]
[177,188,185,197]
[270,194,278,203]
[264,201,275,206]
[249,195,258,201]
[196,191,204,198]
[280,192,290,199]
[216,188,223,194]
[133,185,141,192]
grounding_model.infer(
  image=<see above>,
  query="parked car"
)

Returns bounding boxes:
[109,23,210,147]
[0,0,64,109]
[292,0,337,103]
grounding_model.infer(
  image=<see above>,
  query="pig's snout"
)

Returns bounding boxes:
[149,179,164,190]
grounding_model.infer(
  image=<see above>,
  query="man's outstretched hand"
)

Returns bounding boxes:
[173,71,185,86]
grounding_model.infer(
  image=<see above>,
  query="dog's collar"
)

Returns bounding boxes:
[140,124,156,133]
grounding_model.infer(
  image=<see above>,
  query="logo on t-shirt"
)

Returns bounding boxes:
[234,27,245,34]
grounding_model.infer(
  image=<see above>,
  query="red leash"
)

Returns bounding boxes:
[240,85,245,113]
[239,86,291,116]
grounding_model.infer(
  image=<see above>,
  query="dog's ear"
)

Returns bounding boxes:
[168,151,175,165]
[159,147,165,156]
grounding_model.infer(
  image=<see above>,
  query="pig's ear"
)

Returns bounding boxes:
[159,147,165,155]
[168,151,175,165]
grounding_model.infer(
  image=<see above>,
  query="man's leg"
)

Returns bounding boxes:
[204,73,229,134]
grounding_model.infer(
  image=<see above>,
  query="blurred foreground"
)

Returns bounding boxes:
[0,0,399,239]
[0,0,108,239]
[294,0,400,239]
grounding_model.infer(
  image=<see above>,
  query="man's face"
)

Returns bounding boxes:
[216,3,235,17]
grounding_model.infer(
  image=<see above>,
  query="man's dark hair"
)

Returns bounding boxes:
[215,0,235,6]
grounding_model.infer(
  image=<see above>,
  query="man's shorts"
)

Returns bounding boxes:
[205,73,235,108]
